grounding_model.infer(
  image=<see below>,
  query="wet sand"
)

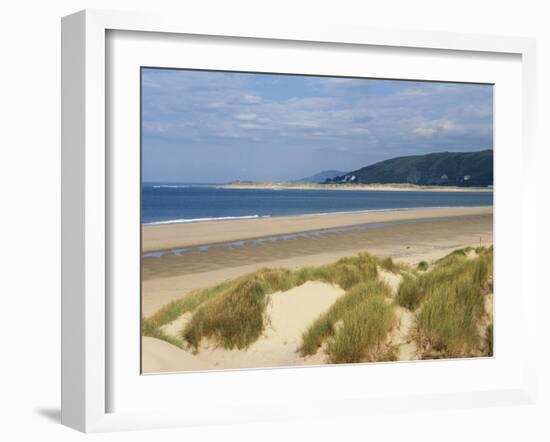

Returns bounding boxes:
[142,207,493,316]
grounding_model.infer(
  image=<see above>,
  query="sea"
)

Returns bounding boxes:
[142,183,493,225]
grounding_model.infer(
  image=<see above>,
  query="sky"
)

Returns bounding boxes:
[142,68,493,183]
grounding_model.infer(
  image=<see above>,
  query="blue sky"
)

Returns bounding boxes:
[142,68,493,182]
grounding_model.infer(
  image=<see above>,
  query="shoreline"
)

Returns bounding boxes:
[143,205,489,226]
[223,182,493,192]
[142,205,493,253]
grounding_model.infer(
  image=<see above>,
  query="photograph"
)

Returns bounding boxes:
[140,68,494,373]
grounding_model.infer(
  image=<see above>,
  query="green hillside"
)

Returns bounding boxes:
[325,150,493,187]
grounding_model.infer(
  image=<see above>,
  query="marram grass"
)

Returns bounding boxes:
[326,293,396,363]
[181,255,381,350]
[416,276,484,357]
[182,268,294,350]
[298,280,391,357]
[143,247,493,363]
[145,281,232,330]
[396,247,491,311]
[412,247,493,358]
[143,252,382,351]
[396,273,423,310]
[417,261,429,271]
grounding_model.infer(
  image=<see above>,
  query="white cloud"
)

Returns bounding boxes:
[242,94,262,104]
[413,127,437,137]
[413,119,457,138]
[283,120,322,129]
[142,69,493,173]
[239,123,262,129]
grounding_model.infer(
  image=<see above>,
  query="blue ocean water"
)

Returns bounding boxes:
[141,183,493,225]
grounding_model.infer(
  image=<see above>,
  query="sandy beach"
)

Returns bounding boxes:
[141,206,493,373]
[142,206,492,253]
[142,206,492,314]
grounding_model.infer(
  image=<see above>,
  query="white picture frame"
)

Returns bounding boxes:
[61,9,537,433]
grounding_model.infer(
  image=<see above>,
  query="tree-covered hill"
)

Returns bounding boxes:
[325,150,493,187]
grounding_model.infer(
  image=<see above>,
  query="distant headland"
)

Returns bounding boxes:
[225,149,493,192]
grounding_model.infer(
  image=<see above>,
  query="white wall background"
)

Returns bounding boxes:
[0,1,548,441]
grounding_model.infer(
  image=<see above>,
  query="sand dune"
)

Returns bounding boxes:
[143,245,494,373]
[142,337,207,373]
[142,281,344,373]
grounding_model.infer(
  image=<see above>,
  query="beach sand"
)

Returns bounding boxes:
[142,206,492,315]
[142,206,492,252]
[141,206,493,373]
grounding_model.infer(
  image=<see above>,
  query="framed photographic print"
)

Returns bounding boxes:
[140,68,495,374]
[61,9,538,432]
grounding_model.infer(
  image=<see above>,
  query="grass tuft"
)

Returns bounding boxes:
[411,248,493,358]
[416,276,484,357]
[434,246,472,267]
[396,274,423,310]
[182,268,294,350]
[417,261,429,271]
[299,280,391,357]
[292,253,378,289]
[145,282,231,329]
[397,247,491,311]
[326,293,395,363]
